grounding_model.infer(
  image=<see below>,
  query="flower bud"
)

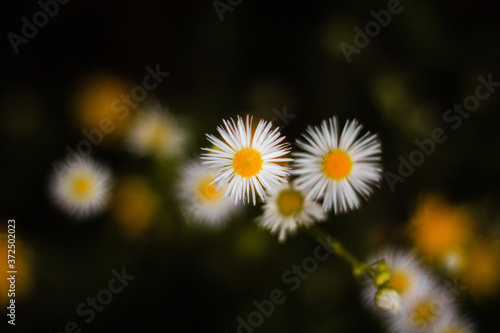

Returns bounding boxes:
[374,261,391,287]
[375,287,401,314]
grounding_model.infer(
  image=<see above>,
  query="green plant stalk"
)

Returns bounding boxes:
[307,226,375,279]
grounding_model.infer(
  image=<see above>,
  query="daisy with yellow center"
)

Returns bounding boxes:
[177,160,241,227]
[388,276,446,333]
[405,298,443,331]
[292,117,382,213]
[201,115,292,205]
[125,107,185,158]
[362,248,429,313]
[49,157,112,218]
[362,248,475,333]
[257,182,326,242]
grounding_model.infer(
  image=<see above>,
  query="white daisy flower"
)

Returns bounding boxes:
[125,107,185,158]
[177,160,241,228]
[292,117,382,213]
[389,280,449,333]
[49,157,112,218]
[201,115,292,205]
[362,248,430,313]
[256,181,326,243]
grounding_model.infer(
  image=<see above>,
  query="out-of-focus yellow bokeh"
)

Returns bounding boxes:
[408,194,500,298]
[110,176,160,238]
[461,238,500,299]
[0,235,33,306]
[408,194,474,263]
[72,74,134,142]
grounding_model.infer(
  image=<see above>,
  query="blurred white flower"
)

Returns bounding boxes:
[177,160,241,228]
[362,248,431,313]
[389,281,448,333]
[125,107,185,158]
[49,156,112,218]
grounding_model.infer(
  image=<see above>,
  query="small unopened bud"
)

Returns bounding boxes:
[374,261,391,287]
[375,287,401,314]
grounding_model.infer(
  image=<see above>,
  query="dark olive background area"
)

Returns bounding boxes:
[1,0,500,332]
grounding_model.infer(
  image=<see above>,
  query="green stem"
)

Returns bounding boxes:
[307,226,374,279]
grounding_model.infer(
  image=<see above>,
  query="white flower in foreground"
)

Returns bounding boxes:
[201,115,292,205]
[363,248,475,333]
[362,248,430,313]
[125,107,185,158]
[292,116,382,213]
[257,182,326,242]
[177,160,241,228]
[49,157,112,218]
[389,282,448,333]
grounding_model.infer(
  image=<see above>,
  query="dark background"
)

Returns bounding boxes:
[1,0,500,332]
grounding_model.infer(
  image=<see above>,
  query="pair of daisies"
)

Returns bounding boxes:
[363,249,474,333]
[49,108,184,218]
[180,114,381,242]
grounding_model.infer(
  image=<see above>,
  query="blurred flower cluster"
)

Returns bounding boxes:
[34,71,499,333]
[408,194,500,299]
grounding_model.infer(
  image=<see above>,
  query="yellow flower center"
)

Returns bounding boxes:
[233,148,263,178]
[199,176,223,201]
[322,149,352,180]
[277,189,304,216]
[72,174,94,199]
[387,270,410,294]
[150,125,169,150]
[409,300,439,329]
